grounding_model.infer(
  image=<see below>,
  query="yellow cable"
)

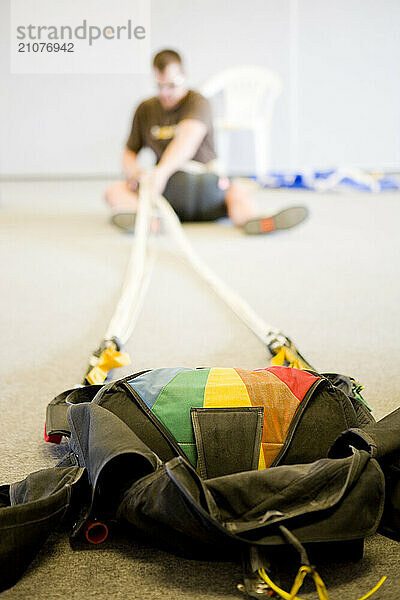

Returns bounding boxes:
[356,576,386,600]
[288,566,313,599]
[258,567,386,600]
[258,567,306,600]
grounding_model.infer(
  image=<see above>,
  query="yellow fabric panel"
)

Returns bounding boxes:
[257,446,267,470]
[203,368,252,408]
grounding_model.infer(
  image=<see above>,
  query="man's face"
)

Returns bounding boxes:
[154,63,187,110]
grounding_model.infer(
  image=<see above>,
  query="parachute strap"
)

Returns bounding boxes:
[258,567,386,600]
[85,341,131,385]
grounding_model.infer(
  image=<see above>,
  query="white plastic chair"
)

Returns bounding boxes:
[200,65,282,177]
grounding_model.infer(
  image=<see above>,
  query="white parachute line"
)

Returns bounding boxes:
[103,179,286,353]
[104,176,153,343]
[117,246,157,345]
[153,193,282,347]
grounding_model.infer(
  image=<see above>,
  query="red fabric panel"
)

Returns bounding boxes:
[256,366,320,402]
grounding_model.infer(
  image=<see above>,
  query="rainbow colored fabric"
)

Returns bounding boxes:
[127,366,320,469]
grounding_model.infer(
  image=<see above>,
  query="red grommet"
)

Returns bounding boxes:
[44,423,62,444]
[83,520,109,545]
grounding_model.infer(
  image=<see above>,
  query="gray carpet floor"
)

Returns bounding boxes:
[1,179,400,598]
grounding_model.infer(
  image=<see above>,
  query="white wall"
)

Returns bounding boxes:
[296,0,400,171]
[1,0,399,177]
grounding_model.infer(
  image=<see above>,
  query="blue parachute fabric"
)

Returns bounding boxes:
[254,168,400,192]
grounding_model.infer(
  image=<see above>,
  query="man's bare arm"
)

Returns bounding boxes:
[122,149,142,180]
[154,119,207,191]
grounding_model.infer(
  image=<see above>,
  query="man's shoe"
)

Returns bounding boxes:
[111,211,137,233]
[243,206,308,235]
[111,211,161,234]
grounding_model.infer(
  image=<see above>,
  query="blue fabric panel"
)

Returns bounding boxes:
[127,367,191,409]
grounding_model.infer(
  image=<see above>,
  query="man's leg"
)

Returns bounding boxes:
[106,175,308,235]
[225,178,308,234]
[224,178,259,226]
[107,170,226,227]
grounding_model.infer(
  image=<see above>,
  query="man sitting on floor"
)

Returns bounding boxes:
[106,49,307,235]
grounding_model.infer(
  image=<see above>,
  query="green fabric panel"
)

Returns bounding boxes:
[152,368,210,464]
[178,443,198,467]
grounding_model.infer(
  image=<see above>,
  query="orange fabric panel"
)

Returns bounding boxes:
[236,369,302,467]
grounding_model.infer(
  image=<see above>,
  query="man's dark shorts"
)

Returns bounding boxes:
[163,171,227,222]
